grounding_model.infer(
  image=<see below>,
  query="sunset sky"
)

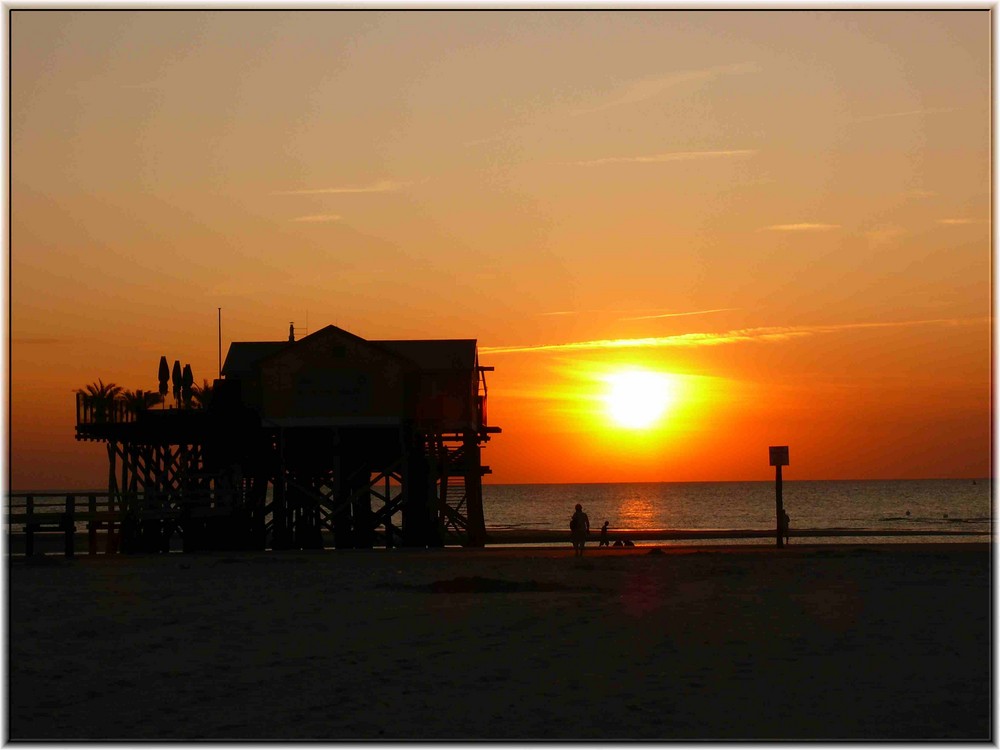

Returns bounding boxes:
[10,9,992,489]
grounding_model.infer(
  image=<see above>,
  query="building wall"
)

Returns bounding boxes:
[258,330,412,423]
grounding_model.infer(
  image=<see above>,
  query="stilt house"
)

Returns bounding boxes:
[75,325,499,552]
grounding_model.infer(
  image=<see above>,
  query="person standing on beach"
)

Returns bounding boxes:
[599,521,610,547]
[782,509,791,545]
[570,503,590,556]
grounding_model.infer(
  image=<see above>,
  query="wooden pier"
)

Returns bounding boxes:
[69,325,501,555]
[6,493,116,556]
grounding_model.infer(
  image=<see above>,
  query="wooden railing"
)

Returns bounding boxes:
[76,393,137,427]
[7,488,239,556]
[6,492,119,556]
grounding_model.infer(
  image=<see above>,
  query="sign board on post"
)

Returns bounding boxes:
[769,446,789,548]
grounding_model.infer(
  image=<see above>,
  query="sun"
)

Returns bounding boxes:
[603,368,676,429]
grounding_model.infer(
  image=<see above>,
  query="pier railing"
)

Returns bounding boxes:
[6,489,242,556]
[76,393,136,426]
[6,492,119,556]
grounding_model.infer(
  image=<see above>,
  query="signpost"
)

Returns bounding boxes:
[769,446,789,548]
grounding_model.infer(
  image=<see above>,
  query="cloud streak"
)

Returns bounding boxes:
[291,214,342,223]
[854,107,955,123]
[273,180,406,196]
[574,149,756,167]
[578,62,759,115]
[619,308,739,322]
[938,218,979,226]
[762,223,840,232]
[539,307,736,319]
[480,318,984,355]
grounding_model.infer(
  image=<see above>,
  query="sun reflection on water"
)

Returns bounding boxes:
[617,494,657,529]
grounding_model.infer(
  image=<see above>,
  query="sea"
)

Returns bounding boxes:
[8,478,992,549]
[481,479,992,545]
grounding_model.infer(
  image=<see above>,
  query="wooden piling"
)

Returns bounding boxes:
[25,496,34,557]
[775,465,784,549]
[88,495,98,555]
[64,495,76,557]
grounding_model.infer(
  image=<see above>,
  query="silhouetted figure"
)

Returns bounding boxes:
[289,322,295,342]
[612,540,623,548]
[570,503,590,557]
[624,539,634,547]
[599,521,610,547]
[782,509,791,545]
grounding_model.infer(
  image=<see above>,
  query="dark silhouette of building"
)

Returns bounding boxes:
[75,325,500,552]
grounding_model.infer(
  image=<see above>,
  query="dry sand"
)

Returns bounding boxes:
[7,543,991,741]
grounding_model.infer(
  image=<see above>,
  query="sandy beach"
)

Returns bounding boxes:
[8,543,990,741]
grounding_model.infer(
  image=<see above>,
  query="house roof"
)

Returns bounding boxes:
[221,342,288,379]
[375,339,477,371]
[221,328,479,378]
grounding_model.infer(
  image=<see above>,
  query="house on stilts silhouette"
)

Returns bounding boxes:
[74,324,500,553]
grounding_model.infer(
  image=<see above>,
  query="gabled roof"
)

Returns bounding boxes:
[376,339,477,372]
[222,342,288,379]
[221,327,479,379]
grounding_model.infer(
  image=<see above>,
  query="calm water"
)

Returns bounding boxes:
[482,479,992,543]
[10,479,991,546]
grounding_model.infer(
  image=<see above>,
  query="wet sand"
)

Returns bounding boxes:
[8,543,991,740]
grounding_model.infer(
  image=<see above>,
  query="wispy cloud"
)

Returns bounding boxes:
[273,180,406,196]
[578,62,759,115]
[538,307,735,319]
[574,150,756,167]
[480,318,983,355]
[865,225,906,246]
[291,214,342,223]
[12,337,62,345]
[762,223,841,232]
[619,308,739,322]
[854,107,955,123]
[938,218,980,226]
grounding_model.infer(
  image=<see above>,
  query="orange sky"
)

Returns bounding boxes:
[9,9,992,489]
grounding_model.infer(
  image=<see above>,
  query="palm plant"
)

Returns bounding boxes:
[78,379,123,422]
[120,389,163,416]
[190,379,214,410]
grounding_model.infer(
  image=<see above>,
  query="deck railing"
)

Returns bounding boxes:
[6,492,119,556]
[75,393,137,427]
[7,488,241,556]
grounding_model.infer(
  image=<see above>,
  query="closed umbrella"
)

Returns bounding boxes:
[158,356,169,409]
[181,364,194,407]
[158,356,169,394]
[172,360,182,404]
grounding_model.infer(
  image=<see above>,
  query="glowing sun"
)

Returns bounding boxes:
[603,369,676,429]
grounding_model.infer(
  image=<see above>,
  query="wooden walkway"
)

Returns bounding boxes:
[6,493,119,556]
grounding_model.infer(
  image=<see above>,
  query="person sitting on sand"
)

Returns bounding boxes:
[570,503,590,557]
[599,521,610,547]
